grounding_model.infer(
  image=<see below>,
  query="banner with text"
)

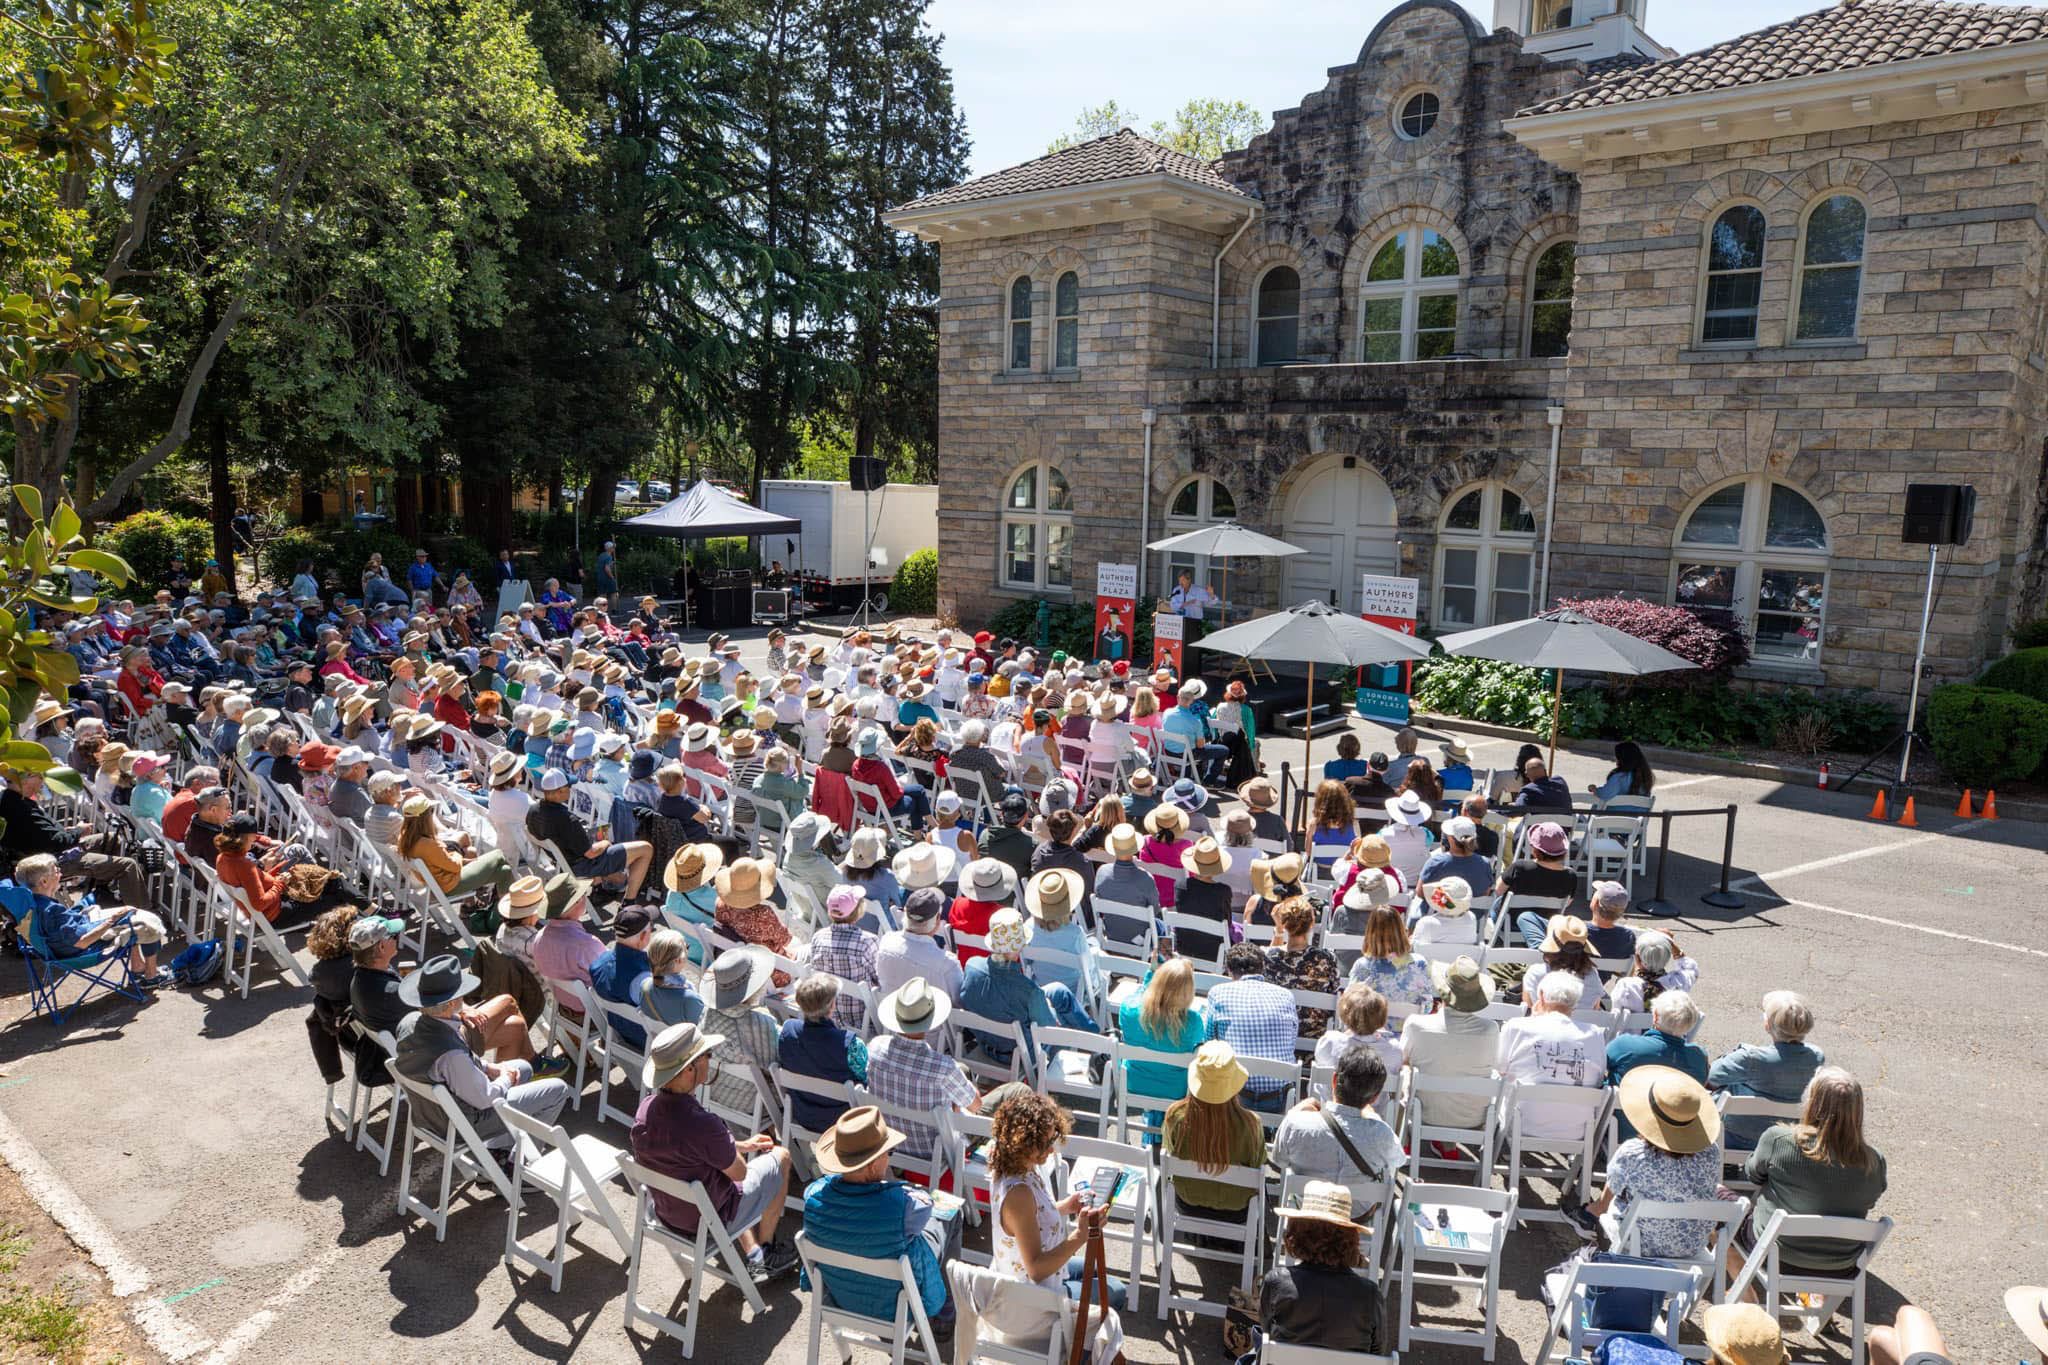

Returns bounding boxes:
[1093,562,1137,665]
[1356,573,1420,725]
[1152,608,1184,675]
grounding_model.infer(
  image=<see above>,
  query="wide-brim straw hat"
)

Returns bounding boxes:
[1539,912,1590,950]
[1440,739,1473,765]
[813,1105,907,1176]
[683,723,717,752]
[1619,1065,1722,1155]
[1180,836,1230,878]
[665,842,725,893]
[961,857,1018,903]
[1063,691,1091,715]
[488,749,524,782]
[497,875,547,921]
[1127,769,1157,794]
[643,1021,724,1090]
[1024,867,1084,927]
[1187,1041,1248,1105]
[1104,822,1141,859]
[1700,1303,1789,1365]
[1250,851,1306,900]
[878,977,951,1035]
[714,855,777,908]
[2005,1286,2048,1357]
[1143,804,1188,838]
[891,841,957,889]
[1275,1180,1357,1229]
[1237,776,1278,810]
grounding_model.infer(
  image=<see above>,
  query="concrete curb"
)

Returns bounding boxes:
[1410,711,2048,825]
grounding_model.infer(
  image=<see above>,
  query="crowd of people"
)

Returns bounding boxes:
[3,549,1968,1365]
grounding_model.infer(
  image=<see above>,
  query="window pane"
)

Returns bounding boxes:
[1795,265,1861,341]
[1367,233,1406,283]
[1171,481,1201,518]
[1444,490,1482,531]
[1439,586,1478,625]
[1210,482,1235,518]
[1257,267,1300,317]
[1045,523,1073,588]
[1530,300,1572,358]
[1708,206,1765,271]
[1010,320,1032,369]
[1499,490,1536,534]
[1256,316,1299,365]
[1702,271,1761,342]
[1418,230,1459,279]
[1417,292,1457,330]
[1802,196,1865,266]
[1055,318,1078,369]
[1674,561,1737,609]
[1008,467,1036,510]
[1494,551,1531,592]
[1754,570,1825,660]
[1364,332,1403,363]
[1005,523,1035,583]
[1680,485,1745,546]
[1492,586,1531,622]
[1415,324,1455,360]
[1764,484,1827,549]
[1055,271,1079,316]
[1010,277,1033,319]
[1362,296,1402,331]
[1399,92,1439,139]
[1441,547,1478,588]
[1533,242,1575,300]
[1045,467,1072,511]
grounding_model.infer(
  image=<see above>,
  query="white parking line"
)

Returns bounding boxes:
[1731,886,2048,960]
[196,1246,348,1365]
[0,1105,212,1360]
[1657,774,1724,792]
[1726,820,1975,892]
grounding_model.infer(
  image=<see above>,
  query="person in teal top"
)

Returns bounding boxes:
[1117,958,1209,1145]
[661,844,723,965]
[127,756,171,825]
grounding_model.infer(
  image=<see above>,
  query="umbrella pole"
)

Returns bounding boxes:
[1301,663,1316,830]
[1548,666,1562,770]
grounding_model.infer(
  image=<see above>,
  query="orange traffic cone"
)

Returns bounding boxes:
[1955,789,1975,819]
[1864,790,1887,821]
[1983,790,1999,820]
[1897,795,1918,827]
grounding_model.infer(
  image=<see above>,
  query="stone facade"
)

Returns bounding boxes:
[895,0,2048,704]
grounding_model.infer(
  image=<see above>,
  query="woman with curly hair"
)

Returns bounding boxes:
[989,1091,1124,1306]
[1256,1182,1384,1353]
[304,903,369,1085]
[468,690,506,743]
[1263,896,1342,1038]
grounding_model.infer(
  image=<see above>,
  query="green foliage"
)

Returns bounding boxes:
[985,599,1154,663]
[2009,618,2048,650]
[1048,97,1264,159]
[0,488,131,783]
[615,541,683,597]
[1927,684,2048,784]
[687,538,759,574]
[259,530,326,588]
[98,509,211,587]
[261,525,418,592]
[1412,655,1564,732]
[890,547,937,614]
[1977,646,2048,703]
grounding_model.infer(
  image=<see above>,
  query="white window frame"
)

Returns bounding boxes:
[1358,225,1461,363]
[1053,270,1080,371]
[1253,265,1302,366]
[1156,475,1237,603]
[1393,89,1441,141]
[1006,275,1034,372]
[1669,475,1831,667]
[1524,237,1576,359]
[1435,482,1538,630]
[1696,202,1768,347]
[1000,461,1074,594]
[1790,192,1866,344]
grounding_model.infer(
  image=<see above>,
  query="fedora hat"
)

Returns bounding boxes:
[715,855,777,908]
[726,730,759,757]
[1104,822,1141,859]
[1127,768,1156,795]
[1062,690,1091,715]
[683,722,717,752]
[1439,955,1492,1013]
[1700,1303,1788,1365]
[844,826,888,871]
[1024,867,1084,927]
[707,945,774,1010]
[1383,791,1431,825]
[962,857,1018,903]
[2006,1286,2048,1358]
[1275,1180,1357,1229]
[653,707,683,730]
[1187,1041,1248,1105]
[1237,776,1278,810]
[543,872,594,919]
[878,977,951,1035]
[1180,836,1231,879]
[891,841,957,889]
[1619,1065,1721,1155]
[488,749,524,782]
[643,1020,725,1090]
[1250,851,1304,900]
[1343,868,1392,911]
[497,875,547,922]
[1539,912,1590,950]
[1142,803,1188,838]
[397,953,479,1009]
[1440,739,1473,765]
[813,1105,907,1175]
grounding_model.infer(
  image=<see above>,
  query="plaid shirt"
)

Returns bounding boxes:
[803,924,880,1030]
[866,1035,976,1158]
[1206,975,1300,1095]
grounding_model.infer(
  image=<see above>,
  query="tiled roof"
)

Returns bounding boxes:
[1579,52,1657,80]
[893,129,1251,213]
[1519,0,2048,117]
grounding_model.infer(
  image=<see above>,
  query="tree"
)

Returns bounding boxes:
[1047,96,1264,160]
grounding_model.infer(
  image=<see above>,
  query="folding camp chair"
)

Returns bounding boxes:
[618,1156,769,1358]
[392,1075,523,1242]
[17,899,145,1025]
[496,1100,632,1292]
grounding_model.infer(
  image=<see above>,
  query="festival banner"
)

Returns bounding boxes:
[1356,573,1420,724]
[1093,562,1137,665]
[1151,608,1184,675]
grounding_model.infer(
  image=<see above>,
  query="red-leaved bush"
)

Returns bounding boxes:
[1553,596,1751,680]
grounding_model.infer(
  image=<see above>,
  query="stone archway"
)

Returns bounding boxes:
[1280,453,1399,613]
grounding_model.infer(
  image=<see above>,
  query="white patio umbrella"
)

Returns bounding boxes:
[1194,599,1434,812]
[1435,607,1701,767]
[1147,523,1303,674]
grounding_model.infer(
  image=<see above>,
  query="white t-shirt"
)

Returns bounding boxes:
[487,786,532,858]
[1521,962,1606,1008]
[1608,957,1701,1015]
[1410,911,1479,946]
[1496,1012,1608,1140]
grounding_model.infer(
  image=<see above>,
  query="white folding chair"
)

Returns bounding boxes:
[1030,1026,1118,1137]
[1400,1070,1506,1185]
[850,1089,961,1204]
[1276,1169,1397,1277]
[1612,1194,1753,1303]
[1582,815,1646,891]
[1261,1345,1397,1365]
[581,984,653,1129]
[352,1026,403,1176]
[392,1075,523,1242]
[1112,1040,1198,1146]
[1486,892,1570,948]
[1091,901,1157,960]
[404,856,484,952]
[945,1264,1075,1365]
[779,1073,856,1210]
[1728,1210,1894,1365]
[1497,1081,1613,1224]
[1050,1132,1155,1315]
[1534,1257,1704,1365]
[1238,1053,1303,1134]
[796,1231,947,1365]
[845,775,909,842]
[1156,1154,1266,1319]
[1715,1094,1805,1188]
[1395,1181,1517,1360]
[218,883,311,999]
[1160,909,1226,970]
[495,1100,632,1292]
[618,1156,769,1358]
[539,977,605,1109]
[950,1007,1035,1088]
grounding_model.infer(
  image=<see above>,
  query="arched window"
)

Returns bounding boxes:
[1700,205,1766,344]
[1053,270,1080,369]
[1672,476,1829,664]
[1361,226,1460,362]
[1527,239,1575,358]
[1157,475,1237,598]
[1007,276,1034,371]
[1436,483,1538,628]
[1001,461,1073,592]
[1255,267,1300,365]
[1794,194,1866,342]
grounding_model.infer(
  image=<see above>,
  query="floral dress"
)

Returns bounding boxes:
[1264,943,1342,1037]
[1348,952,1438,1014]
[714,900,794,987]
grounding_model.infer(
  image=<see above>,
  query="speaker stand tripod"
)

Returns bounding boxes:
[847,484,880,632]
[1834,544,1940,801]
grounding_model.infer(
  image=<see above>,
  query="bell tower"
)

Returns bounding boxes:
[1492,0,1674,64]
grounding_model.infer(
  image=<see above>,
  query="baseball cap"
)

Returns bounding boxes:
[933,790,964,815]
[904,887,948,925]
[613,905,655,937]
[1444,816,1478,841]
[337,746,371,767]
[999,792,1031,823]
[539,767,572,792]
[347,916,406,951]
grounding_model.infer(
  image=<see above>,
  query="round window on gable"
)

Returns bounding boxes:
[1396,91,1440,140]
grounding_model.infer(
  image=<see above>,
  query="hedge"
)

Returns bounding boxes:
[2011,618,2048,650]
[1977,647,2048,705]
[890,547,937,614]
[1926,684,2048,784]
[99,511,214,589]
[986,599,1154,664]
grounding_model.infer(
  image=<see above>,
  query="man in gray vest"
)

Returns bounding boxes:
[393,954,570,1149]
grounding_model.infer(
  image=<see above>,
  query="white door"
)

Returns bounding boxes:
[1281,456,1399,613]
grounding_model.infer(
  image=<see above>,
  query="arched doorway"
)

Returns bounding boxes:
[1280,455,1399,613]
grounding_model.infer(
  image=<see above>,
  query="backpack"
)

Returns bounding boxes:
[167,940,224,988]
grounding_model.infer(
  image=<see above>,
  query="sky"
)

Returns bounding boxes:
[924,0,2043,178]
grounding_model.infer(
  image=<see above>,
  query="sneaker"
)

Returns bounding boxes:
[136,970,174,991]
[1560,1199,1603,1242]
[756,1238,799,1280]
[530,1053,574,1082]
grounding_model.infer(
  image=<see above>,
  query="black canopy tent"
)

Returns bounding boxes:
[619,480,803,627]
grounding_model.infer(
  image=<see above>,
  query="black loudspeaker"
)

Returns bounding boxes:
[848,456,886,492]
[1902,483,1976,546]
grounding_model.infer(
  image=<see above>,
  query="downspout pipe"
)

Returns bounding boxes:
[1210,206,1258,368]
[1138,407,1158,602]
[1539,401,1565,610]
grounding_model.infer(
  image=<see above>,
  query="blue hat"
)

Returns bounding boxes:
[968,672,988,685]
[629,750,658,780]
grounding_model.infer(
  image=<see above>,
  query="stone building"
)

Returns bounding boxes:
[887,0,2048,701]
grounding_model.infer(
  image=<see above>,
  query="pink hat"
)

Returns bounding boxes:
[826,884,865,921]
[1527,821,1570,858]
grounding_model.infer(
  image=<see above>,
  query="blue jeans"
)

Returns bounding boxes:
[1062,1255,1127,1309]
[889,781,931,830]
[1243,1087,1288,1115]
[1167,742,1230,782]
[1516,909,1554,951]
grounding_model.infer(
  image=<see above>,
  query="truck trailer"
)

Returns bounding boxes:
[758,479,937,613]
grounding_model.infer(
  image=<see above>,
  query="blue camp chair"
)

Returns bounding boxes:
[7,883,144,1026]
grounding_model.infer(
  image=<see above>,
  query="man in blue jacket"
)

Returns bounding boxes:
[801,1106,956,1350]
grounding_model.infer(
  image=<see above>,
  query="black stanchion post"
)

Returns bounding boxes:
[1700,802,1746,908]
[1641,810,1678,917]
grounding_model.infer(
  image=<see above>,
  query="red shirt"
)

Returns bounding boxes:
[161,789,199,842]
[118,665,163,716]
[848,756,903,812]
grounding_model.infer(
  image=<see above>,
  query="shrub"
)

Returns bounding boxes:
[2011,618,2048,650]
[262,525,418,595]
[99,511,215,589]
[1978,646,2048,704]
[259,529,329,589]
[615,543,683,598]
[1554,595,1751,679]
[1927,684,2048,784]
[890,547,938,614]
[1412,655,1564,732]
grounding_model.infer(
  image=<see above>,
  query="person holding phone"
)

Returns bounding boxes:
[989,1090,1126,1307]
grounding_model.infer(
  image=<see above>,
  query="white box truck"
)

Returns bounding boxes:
[758,479,938,611]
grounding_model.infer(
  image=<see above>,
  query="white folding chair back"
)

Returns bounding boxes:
[945,1263,1074,1365]
[1715,1093,1805,1184]
[1029,1025,1118,1135]
[352,1026,403,1175]
[1157,1154,1266,1319]
[950,1007,1034,1087]
[1400,1070,1507,1185]
[581,984,653,1129]
[1111,1040,1199,1145]
[1497,1081,1613,1222]
[392,1075,522,1242]
[1612,1194,1753,1301]
[1237,1053,1303,1132]
[1533,1257,1704,1365]
[1261,1343,1398,1365]
[495,1100,631,1292]
[1395,1181,1517,1360]
[1728,1210,1894,1365]
[1159,910,1227,970]
[796,1231,947,1365]
[1091,902,1157,960]
[618,1156,769,1358]
[1277,1169,1397,1277]
[540,977,604,1108]
[219,882,311,998]
[1050,1131,1155,1315]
